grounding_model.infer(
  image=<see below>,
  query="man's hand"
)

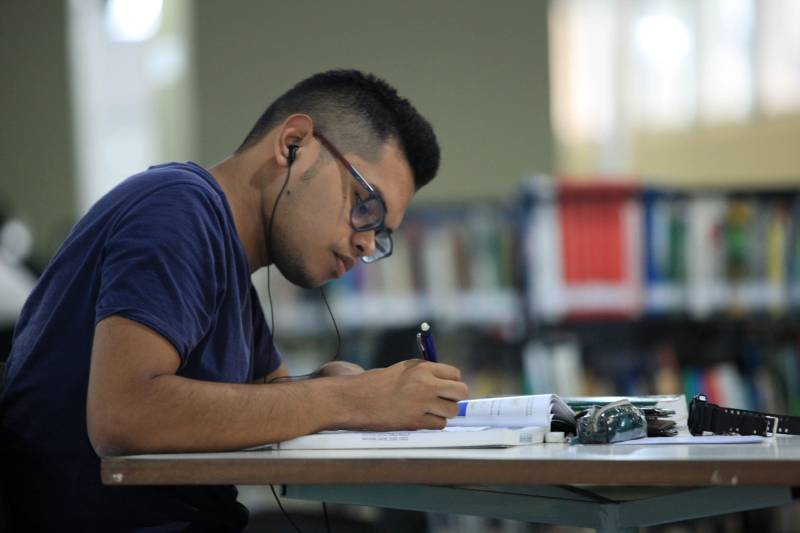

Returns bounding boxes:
[340,359,468,432]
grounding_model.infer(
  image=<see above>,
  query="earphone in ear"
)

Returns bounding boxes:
[287,144,299,166]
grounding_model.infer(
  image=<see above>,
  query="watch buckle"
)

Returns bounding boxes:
[765,416,778,438]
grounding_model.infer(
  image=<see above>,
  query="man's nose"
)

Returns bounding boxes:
[352,230,376,258]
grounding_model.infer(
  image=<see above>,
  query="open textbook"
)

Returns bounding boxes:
[447,394,577,432]
[259,394,575,450]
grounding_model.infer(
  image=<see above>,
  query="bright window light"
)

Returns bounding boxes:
[105,0,163,43]
[633,7,696,130]
[634,15,690,65]
[698,0,754,123]
[758,0,800,115]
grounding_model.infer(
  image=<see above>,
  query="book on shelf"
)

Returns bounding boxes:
[522,175,565,322]
[558,181,642,320]
[521,339,586,398]
[789,198,800,310]
[522,177,643,321]
[259,394,576,451]
[642,188,688,314]
[686,194,728,319]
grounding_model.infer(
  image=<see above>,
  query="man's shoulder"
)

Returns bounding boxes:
[120,162,222,201]
[72,162,236,256]
[103,162,229,222]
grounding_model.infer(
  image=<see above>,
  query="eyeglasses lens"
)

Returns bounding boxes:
[361,229,393,264]
[351,196,384,230]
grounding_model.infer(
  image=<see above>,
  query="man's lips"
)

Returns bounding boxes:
[334,253,354,277]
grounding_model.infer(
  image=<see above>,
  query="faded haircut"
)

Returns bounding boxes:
[236,69,440,190]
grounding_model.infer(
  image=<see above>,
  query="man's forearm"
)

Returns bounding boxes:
[90,374,352,456]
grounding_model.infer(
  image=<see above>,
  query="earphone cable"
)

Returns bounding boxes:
[269,484,303,533]
[265,162,306,533]
[265,162,293,375]
[319,287,341,361]
[323,502,332,533]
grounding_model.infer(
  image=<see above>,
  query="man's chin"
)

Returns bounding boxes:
[271,247,327,289]
[277,264,323,290]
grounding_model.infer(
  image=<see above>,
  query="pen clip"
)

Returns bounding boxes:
[416,332,427,359]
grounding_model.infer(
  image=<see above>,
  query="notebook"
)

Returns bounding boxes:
[259,425,545,451]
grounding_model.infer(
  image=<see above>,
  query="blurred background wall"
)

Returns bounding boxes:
[1,1,76,267]
[193,1,554,201]
[0,0,554,267]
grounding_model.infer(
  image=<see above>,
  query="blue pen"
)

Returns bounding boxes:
[417,322,439,363]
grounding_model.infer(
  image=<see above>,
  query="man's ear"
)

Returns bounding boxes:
[275,114,315,168]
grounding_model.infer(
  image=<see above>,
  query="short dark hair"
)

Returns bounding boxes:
[237,69,440,190]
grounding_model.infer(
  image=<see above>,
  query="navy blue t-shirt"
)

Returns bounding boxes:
[0,162,280,532]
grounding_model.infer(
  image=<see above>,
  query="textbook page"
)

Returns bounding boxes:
[447,394,571,428]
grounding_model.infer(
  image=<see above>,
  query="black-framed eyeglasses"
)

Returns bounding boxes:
[314,132,393,264]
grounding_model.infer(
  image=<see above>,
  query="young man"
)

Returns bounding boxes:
[0,70,468,531]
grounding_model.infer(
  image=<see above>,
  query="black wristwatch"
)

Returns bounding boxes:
[688,393,800,437]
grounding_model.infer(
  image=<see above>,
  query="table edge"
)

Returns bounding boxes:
[101,457,800,487]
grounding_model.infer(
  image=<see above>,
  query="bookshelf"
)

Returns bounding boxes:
[520,176,800,419]
[523,177,800,321]
[256,176,800,418]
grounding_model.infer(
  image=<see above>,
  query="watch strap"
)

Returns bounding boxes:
[690,400,800,436]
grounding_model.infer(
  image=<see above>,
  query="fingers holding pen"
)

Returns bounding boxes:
[426,361,462,382]
[426,397,462,420]
[413,322,467,422]
[411,361,468,420]
[437,379,469,402]
[402,360,469,404]
[403,359,462,382]
[346,358,468,431]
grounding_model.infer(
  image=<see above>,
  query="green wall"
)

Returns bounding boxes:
[0,1,554,266]
[0,1,76,267]
[192,0,553,202]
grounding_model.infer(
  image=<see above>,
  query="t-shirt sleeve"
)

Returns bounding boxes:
[250,286,282,379]
[95,183,227,364]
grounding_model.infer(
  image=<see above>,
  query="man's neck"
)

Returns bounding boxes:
[207,154,271,273]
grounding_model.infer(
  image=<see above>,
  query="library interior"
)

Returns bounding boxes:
[2,1,800,532]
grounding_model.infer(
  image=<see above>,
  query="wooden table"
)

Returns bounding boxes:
[102,436,800,532]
